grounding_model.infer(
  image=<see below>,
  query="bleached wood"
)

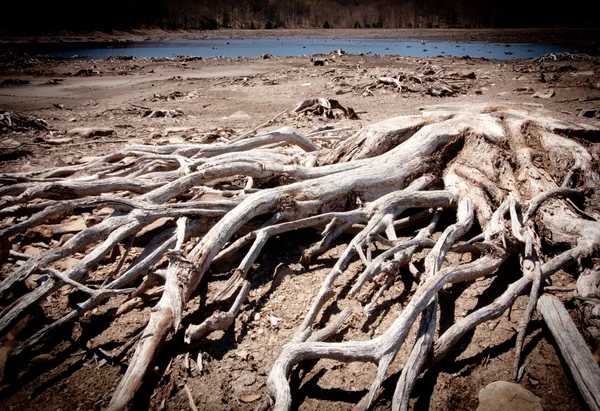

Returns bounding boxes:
[537,294,600,411]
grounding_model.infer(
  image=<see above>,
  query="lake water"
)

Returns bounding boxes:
[9,38,591,60]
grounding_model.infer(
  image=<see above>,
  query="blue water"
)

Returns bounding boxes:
[15,38,589,60]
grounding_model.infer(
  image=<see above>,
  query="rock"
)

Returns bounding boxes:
[45,137,74,145]
[235,350,250,360]
[67,127,114,138]
[460,70,477,79]
[474,89,483,95]
[55,257,81,271]
[25,274,44,289]
[22,245,43,256]
[267,314,281,326]
[52,217,87,235]
[231,371,257,395]
[532,89,555,99]
[476,381,542,411]
[135,217,174,239]
[28,225,54,241]
[578,109,600,119]
[239,394,261,403]
[167,136,186,144]
[228,111,251,120]
[95,207,115,217]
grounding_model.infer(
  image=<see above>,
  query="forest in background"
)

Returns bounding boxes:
[1,0,599,34]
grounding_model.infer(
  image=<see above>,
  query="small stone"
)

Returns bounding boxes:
[67,127,114,138]
[532,89,555,99]
[267,314,280,326]
[22,245,43,256]
[25,274,44,289]
[167,136,186,144]
[460,70,476,79]
[228,111,251,120]
[56,257,81,271]
[52,217,87,235]
[476,381,542,411]
[236,350,249,360]
[253,313,261,321]
[45,137,74,145]
[239,393,261,403]
[28,225,53,241]
[95,207,114,217]
[136,217,174,238]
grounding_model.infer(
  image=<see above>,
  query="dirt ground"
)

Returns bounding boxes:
[0,30,599,411]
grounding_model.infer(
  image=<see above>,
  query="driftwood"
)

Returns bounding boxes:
[537,294,600,411]
[348,64,473,98]
[0,102,599,410]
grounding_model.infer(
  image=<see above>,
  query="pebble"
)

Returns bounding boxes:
[67,127,115,138]
[476,381,542,411]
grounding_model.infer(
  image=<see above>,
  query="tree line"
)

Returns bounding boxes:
[2,0,599,33]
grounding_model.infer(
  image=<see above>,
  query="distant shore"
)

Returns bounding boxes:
[1,28,599,48]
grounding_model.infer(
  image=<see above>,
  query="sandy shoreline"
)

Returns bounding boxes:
[1,28,600,48]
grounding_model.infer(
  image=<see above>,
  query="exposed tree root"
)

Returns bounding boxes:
[1,102,599,410]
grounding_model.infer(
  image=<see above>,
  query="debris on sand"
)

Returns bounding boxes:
[0,110,47,132]
[143,108,185,118]
[293,97,359,119]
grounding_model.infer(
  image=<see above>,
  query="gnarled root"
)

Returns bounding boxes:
[1,103,599,410]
